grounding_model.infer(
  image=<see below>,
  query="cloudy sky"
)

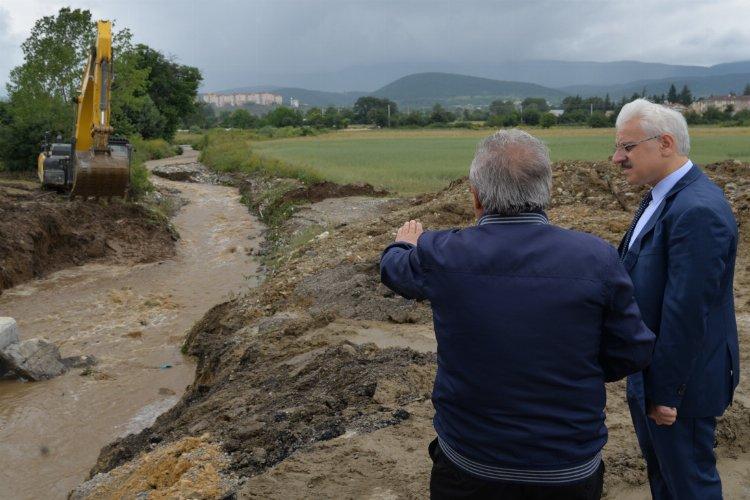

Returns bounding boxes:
[1,0,749,93]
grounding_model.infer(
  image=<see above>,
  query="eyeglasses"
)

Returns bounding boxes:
[613,135,661,154]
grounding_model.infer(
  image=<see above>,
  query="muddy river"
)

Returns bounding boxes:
[0,149,263,499]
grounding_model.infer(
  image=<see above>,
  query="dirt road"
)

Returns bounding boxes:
[0,148,264,499]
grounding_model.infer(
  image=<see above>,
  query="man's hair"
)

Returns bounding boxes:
[468,129,552,215]
[616,98,691,155]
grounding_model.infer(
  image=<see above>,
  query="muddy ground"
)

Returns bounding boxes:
[0,177,178,293]
[74,160,750,499]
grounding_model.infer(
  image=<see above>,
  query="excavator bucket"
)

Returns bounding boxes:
[69,143,130,199]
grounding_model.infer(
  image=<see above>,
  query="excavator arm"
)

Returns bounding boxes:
[38,20,130,199]
[69,20,130,199]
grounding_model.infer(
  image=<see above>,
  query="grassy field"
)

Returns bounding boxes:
[252,127,750,194]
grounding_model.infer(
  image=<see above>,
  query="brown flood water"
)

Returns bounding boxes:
[0,149,264,499]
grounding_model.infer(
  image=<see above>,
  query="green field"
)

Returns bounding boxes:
[252,127,750,195]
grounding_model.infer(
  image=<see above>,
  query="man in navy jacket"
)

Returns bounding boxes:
[380,129,655,499]
[614,99,739,500]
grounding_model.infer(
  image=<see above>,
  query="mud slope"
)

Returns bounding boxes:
[0,179,176,293]
[76,161,750,499]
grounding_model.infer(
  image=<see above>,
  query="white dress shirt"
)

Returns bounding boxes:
[628,160,694,249]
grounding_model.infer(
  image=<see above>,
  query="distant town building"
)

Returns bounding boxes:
[663,102,688,114]
[691,95,750,113]
[289,97,300,109]
[548,109,564,117]
[199,92,282,108]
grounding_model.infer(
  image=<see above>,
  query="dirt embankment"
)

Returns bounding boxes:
[76,160,750,499]
[0,178,178,293]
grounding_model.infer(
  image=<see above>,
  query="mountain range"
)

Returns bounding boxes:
[215,59,750,109]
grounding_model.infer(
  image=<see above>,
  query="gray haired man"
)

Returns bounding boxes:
[381,130,654,499]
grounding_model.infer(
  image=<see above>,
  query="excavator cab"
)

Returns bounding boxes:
[38,133,74,190]
[37,20,130,199]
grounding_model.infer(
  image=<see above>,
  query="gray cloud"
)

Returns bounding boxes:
[1,0,749,93]
[0,7,23,95]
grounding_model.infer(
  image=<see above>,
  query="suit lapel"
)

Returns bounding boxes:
[622,165,703,271]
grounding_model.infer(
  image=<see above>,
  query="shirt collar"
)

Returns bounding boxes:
[477,211,549,226]
[651,159,693,203]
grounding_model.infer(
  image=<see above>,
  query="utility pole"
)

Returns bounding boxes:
[387,104,391,128]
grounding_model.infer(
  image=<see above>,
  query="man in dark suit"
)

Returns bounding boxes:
[614,99,739,499]
[380,129,655,499]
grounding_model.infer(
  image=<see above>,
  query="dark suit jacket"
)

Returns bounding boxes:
[622,165,739,417]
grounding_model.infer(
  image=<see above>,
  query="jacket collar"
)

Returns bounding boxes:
[622,165,703,269]
[478,211,549,226]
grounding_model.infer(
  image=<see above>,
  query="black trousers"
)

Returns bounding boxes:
[429,439,604,500]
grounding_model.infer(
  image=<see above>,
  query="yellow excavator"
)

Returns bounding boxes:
[37,20,130,199]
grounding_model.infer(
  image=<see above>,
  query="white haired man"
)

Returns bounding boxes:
[614,99,739,499]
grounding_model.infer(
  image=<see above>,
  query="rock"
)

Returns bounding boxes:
[0,317,19,351]
[151,163,203,182]
[256,311,306,335]
[0,338,67,381]
[62,354,98,369]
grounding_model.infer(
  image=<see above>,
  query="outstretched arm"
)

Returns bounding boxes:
[380,220,428,300]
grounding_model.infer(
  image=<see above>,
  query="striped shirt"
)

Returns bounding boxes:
[477,212,549,226]
[439,437,602,484]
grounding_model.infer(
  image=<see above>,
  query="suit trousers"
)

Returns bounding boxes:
[627,399,722,499]
[428,438,604,500]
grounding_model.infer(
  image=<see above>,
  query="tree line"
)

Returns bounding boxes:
[194,80,750,133]
[0,8,202,170]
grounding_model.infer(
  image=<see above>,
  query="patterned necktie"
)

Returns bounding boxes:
[620,191,653,260]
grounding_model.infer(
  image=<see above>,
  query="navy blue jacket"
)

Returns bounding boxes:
[622,166,739,417]
[380,215,655,475]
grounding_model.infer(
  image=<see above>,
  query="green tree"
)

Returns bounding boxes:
[587,111,610,128]
[181,102,216,130]
[743,83,750,96]
[322,107,346,128]
[539,112,557,128]
[228,109,258,129]
[521,97,549,112]
[264,106,302,127]
[489,99,516,116]
[678,85,693,105]
[521,108,541,125]
[702,106,724,123]
[0,8,96,169]
[305,107,324,127]
[429,103,452,123]
[667,84,678,103]
[109,29,164,138]
[352,97,397,125]
[402,110,426,127]
[7,8,95,104]
[131,44,202,139]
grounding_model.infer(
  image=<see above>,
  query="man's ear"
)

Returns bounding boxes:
[659,133,677,156]
[469,185,483,212]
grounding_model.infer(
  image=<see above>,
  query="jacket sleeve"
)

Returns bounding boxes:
[646,206,734,407]
[600,247,656,382]
[379,241,428,301]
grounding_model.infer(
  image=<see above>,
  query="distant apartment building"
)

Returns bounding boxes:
[199,92,283,108]
[691,95,750,113]
[289,97,300,109]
